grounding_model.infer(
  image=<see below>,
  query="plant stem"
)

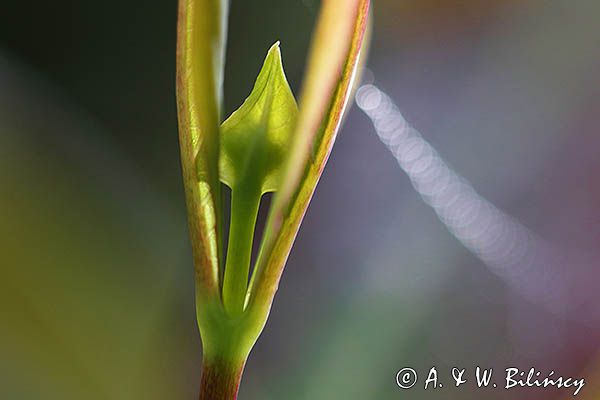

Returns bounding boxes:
[199,355,246,400]
[222,188,261,315]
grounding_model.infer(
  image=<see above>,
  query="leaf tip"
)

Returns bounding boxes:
[266,41,283,65]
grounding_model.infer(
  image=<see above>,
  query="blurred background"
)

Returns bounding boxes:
[1,0,598,399]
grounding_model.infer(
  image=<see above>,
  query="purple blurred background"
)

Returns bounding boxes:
[1,1,598,398]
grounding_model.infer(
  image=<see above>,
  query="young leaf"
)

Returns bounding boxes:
[246,0,371,327]
[219,42,298,196]
[220,43,298,315]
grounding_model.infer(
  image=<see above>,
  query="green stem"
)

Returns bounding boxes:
[199,355,246,400]
[222,188,261,315]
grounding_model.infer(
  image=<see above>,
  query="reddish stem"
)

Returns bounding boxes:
[199,356,246,400]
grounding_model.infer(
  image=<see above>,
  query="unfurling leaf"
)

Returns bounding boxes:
[219,42,298,196]
[220,43,298,315]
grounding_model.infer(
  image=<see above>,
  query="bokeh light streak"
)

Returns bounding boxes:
[356,83,569,313]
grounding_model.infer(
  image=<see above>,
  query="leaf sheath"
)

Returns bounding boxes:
[176,0,229,301]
